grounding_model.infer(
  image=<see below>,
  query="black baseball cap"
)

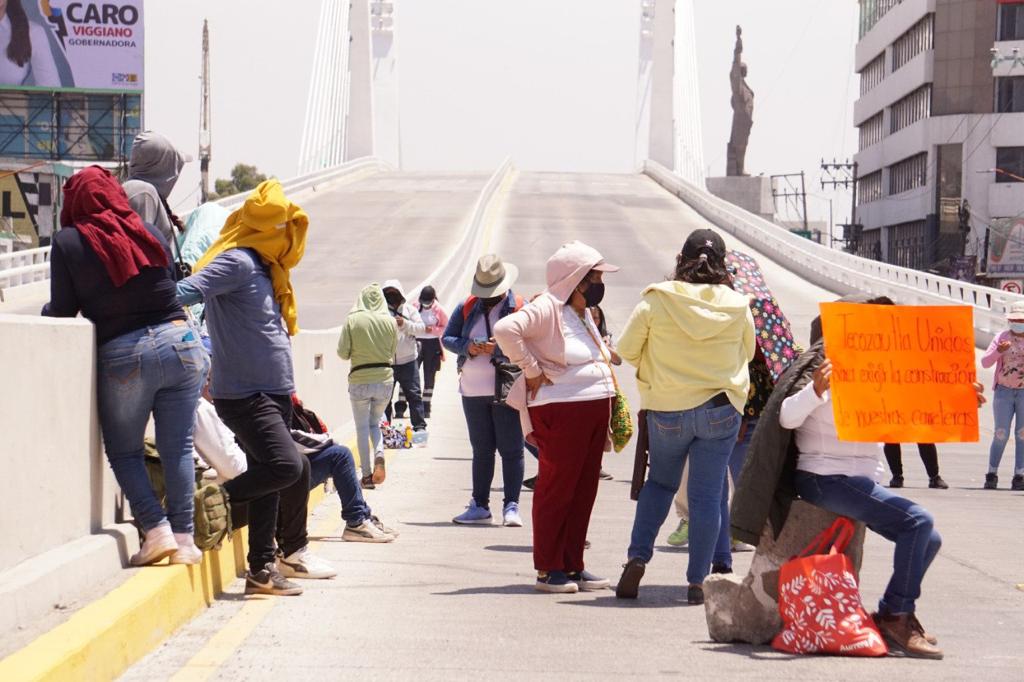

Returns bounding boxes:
[681,228,727,260]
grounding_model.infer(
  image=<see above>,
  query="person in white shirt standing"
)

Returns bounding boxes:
[382,280,428,433]
[781,298,981,661]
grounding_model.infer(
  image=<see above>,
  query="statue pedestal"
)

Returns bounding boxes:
[706,176,774,222]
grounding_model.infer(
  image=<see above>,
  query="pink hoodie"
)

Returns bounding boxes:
[981,329,1017,389]
[493,240,616,439]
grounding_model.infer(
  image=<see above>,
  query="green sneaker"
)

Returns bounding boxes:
[667,519,689,547]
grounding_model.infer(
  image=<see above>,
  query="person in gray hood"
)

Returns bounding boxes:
[123,131,191,244]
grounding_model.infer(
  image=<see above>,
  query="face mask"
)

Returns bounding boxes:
[580,281,605,307]
[419,298,434,308]
[1011,322,1024,334]
[481,295,503,308]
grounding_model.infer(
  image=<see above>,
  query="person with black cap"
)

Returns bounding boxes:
[413,285,449,419]
[614,228,755,605]
[443,255,527,527]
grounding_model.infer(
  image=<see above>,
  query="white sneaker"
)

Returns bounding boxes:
[343,519,395,543]
[131,522,177,566]
[371,515,400,538]
[277,546,337,579]
[170,532,203,565]
[503,502,523,527]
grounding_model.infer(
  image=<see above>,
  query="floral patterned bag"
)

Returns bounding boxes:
[581,315,633,452]
[772,517,888,657]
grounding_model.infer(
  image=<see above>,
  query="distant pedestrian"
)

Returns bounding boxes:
[494,241,620,594]
[338,283,398,489]
[614,229,754,605]
[44,166,208,567]
[980,301,1024,491]
[443,255,526,528]
[413,285,449,419]
[382,280,428,432]
[884,443,948,489]
[177,179,311,596]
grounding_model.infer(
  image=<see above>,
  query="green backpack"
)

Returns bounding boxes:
[142,442,232,552]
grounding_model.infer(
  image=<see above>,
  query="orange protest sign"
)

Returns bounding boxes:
[819,303,978,443]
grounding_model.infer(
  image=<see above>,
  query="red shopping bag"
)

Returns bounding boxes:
[771,517,888,657]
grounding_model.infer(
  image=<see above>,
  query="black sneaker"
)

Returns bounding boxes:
[888,475,904,488]
[687,584,704,605]
[245,562,303,596]
[567,570,611,591]
[360,475,376,490]
[984,473,998,490]
[1012,474,1024,491]
[522,476,537,491]
[615,558,646,599]
[928,476,949,489]
[711,563,732,575]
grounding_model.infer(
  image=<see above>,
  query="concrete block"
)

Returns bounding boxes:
[705,176,774,222]
[704,500,865,645]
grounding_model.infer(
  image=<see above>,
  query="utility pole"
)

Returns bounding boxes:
[199,19,212,204]
[821,159,860,253]
[770,172,809,233]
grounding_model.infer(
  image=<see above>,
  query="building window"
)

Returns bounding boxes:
[859,170,883,203]
[887,220,929,269]
[859,0,903,38]
[997,77,1024,113]
[999,3,1024,41]
[859,113,884,150]
[890,85,931,134]
[860,228,883,260]
[996,147,1024,183]
[891,14,933,72]
[860,53,885,95]
[889,152,928,195]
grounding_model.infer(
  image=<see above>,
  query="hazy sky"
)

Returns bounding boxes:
[148,1,858,223]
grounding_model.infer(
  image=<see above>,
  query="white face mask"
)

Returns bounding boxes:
[1011,322,1024,334]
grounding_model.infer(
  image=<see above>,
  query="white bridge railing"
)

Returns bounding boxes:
[0,157,391,294]
[644,160,1022,347]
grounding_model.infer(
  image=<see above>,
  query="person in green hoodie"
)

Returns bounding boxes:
[338,283,399,489]
[614,228,755,605]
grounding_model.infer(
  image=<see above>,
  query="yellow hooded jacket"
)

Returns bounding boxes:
[195,180,308,335]
[617,281,755,413]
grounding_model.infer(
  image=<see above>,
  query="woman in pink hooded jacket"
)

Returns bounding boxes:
[493,241,619,593]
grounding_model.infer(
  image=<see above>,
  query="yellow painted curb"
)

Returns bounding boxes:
[0,486,326,682]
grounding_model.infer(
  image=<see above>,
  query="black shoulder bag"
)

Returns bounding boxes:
[482,307,521,405]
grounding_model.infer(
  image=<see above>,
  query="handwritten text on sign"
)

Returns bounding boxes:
[819,303,978,443]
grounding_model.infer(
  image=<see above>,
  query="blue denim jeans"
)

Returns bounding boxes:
[349,381,394,478]
[795,471,941,615]
[989,385,1024,475]
[462,396,524,509]
[627,400,740,585]
[713,417,759,567]
[97,322,208,534]
[307,444,372,526]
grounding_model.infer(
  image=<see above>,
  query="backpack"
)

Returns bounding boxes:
[142,441,232,552]
[461,294,524,322]
[291,397,328,434]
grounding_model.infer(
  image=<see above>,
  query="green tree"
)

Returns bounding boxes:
[210,163,268,199]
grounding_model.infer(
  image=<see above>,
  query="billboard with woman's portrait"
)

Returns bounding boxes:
[0,0,143,91]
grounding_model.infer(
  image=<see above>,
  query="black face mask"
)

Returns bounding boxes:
[581,282,605,307]
[481,295,503,308]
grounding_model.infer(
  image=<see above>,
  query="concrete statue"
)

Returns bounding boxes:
[727,25,753,177]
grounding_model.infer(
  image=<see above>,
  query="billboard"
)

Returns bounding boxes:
[988,218,1024,277]
[0,1,143,91]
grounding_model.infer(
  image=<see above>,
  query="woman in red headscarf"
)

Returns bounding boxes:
[44,165,208,567]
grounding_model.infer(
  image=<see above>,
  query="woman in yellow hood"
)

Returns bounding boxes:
[614,228,754,606]
[176,180,315,595]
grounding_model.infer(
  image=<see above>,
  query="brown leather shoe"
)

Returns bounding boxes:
[874,612,943,659]
[871,612,937,645]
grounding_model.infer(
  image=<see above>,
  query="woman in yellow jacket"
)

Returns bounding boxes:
[614,228,754,605]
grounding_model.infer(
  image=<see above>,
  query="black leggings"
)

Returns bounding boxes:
[883,443,940,479]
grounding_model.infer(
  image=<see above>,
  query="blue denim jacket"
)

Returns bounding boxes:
[442,291,519,371]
